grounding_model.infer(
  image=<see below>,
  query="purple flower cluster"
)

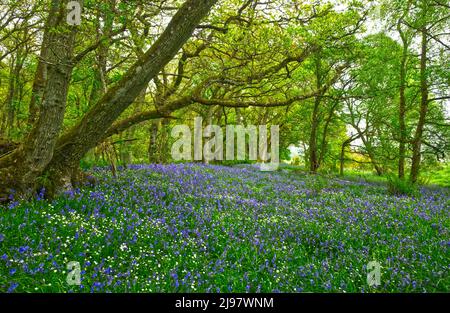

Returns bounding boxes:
[0,163,448,292]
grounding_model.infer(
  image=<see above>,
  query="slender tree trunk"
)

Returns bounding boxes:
[309,100,320,173]
[3,40,26,137]
[309,53,325,174]
[318,102,338,168]
[340,138,352,177]
[410,28,429,183]
[0,114,6,138]
[339,135,359,176]
[148,120,160,163]
[362,137,383,176]
[88,2,113,107]
[160,118,170,164]
[28,25,51,126]
[5,57,17,137]
[203,106,214,164]
[235,108,242,125]
[339,141,346,176]
[398,24,409,179]
[353,126,383,176]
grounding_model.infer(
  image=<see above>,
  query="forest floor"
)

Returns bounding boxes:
[0,163,449,292]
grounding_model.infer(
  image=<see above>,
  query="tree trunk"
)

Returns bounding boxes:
[0,0,80,201]
[203,106,215,164]
[353,126,383,176]
[160,118,171,164]
[309,103,320,173]
[308,53,325,174]
[28,17,52,126]
[2,38,26,137]
[5,56,17,137]
[410,27,429,183]
[88,2,113,107]
[362,137,383,176]
[339,141,346,177]
[318,101,338,168]
[339,135,359,176]
[148,120,160,163]
[397,22,409,179]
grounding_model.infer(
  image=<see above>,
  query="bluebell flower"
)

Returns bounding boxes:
[7,282,19,293]
[18,246,29,254]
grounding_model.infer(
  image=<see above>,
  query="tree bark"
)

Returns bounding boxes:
[309,98,321,173]
[159,118,171,164]
[0,0,80,201]
[318,101,338,168]
[339,141,346,176]
[28,11,54,126]
[309,55,323,173]
[4,56,17,137]
[88,2,114,107]
[148,120,160,163]
[397,20,409,179]
[410,27,429,183]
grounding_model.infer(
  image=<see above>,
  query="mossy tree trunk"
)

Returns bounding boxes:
[0,0,80,201]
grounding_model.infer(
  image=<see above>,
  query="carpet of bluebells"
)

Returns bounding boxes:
[1,163,449,293]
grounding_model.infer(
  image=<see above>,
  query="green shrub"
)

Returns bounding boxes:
[387,175,418,196]
[417,176,431,186]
